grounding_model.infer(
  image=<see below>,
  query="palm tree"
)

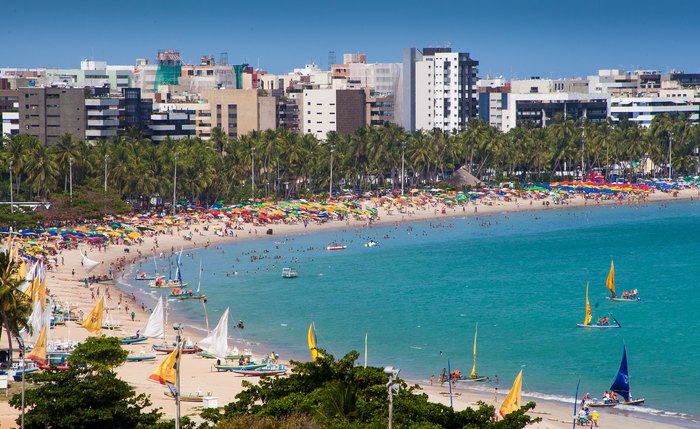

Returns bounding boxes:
[24,139,58,199]
[0,250,31,363]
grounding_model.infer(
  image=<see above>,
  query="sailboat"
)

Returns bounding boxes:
[605,261,640,302]
[195,307,230,359]
[180,259,207,300]
[460,323,487,382]
[308,322,323,363]
[151,295,195,354]
[590,346,645,407]
[135,254,158,281]
[577,283,620,329]
[149,251,188,288]
[121,297,165,344]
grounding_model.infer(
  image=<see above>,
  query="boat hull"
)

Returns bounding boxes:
[153,345,197,354]
[164,392,206,402]
[214,363,266,372]
[231,369,287,376]
[127,355,156,362]
[121,336,148,345]
[576,323,620,329]
[589,398,645,407]
[458,376,488,382]
[606,297,640,302]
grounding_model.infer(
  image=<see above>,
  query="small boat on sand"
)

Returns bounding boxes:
[231,363,287,376]
[164,390,211,402]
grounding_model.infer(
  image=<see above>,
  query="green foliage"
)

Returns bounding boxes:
[9,368,161,429]
[0,250,32,362]
[205,350,540,429]
[67,336,128,371]
[1,114,697,206]
[0,205,43,230]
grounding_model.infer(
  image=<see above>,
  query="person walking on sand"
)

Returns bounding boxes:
[131,311,135,322]
[429,374,434,385]
[591,409,599,426]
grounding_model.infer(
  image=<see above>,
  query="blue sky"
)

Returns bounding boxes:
[3,0,699,78]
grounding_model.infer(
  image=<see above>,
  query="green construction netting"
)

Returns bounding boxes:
[155,65,181,91]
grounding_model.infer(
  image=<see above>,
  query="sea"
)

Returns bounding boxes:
[121,199,700,426]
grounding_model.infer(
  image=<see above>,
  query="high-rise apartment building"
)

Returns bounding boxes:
[19,87,87,145]
[401,47,479,132]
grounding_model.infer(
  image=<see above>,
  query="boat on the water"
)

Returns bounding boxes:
[577,283,620,329]
[149,250,187,288]
[282,267,298,278]
[134,271,156,281]
[364,240,379,247]
[604,261,640,302]
[326,244,347,251]
[180,260,207,300]
[459,323,488,382]
[231,363,287,376]
[589,346,645,407]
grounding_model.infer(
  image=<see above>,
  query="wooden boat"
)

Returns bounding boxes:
[604,260,640,302]
[169,288,190,298]
[126,351,156,362]
[282,267,298,278]
[134,272,156,281]
[196,308,230,359]
[152,343,197,354]
[364,240,379,247]
[80,276,113,285]
[214,362,266,372]
[180,260,206,300]
[121,335,148,345]
[231,364,287,376]
[459,323,488,382]
[149,277,187,289]
[577,283,620,329]
[589,346,645,407]
[198,348,252,360]
[325,244,347,251]
[164,391,211,402]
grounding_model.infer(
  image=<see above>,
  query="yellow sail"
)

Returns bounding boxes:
[83,296,104,335]
[584,283,592,326]
[37,276,47,311]
[308,323,323,363]
[148,347,179,385]
[606,261,616,297]
[499,370,523,417]
[470,323,478,378]
[28,325,47,363]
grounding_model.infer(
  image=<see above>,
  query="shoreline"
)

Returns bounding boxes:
[1,189,697,428]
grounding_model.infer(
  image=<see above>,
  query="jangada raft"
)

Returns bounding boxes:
[604,260,640,302]
[589,345,645,407]
[230,363,287,376]
[576,283,621,329]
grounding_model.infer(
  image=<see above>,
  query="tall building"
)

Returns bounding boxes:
[300,89,366,139]
[200,89,276,139]
[401,47,479,132]
[41,60,134,92]
[19,87,88,145]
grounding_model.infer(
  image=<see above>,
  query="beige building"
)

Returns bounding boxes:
[200,89,276,139]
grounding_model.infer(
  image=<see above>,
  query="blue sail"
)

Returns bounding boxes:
[610,346,630,402]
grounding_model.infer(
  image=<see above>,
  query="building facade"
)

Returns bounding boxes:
[18,87,87,145]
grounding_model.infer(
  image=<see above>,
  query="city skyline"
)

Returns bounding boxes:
[3,0,700,77]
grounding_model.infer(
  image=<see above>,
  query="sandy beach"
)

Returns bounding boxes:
[0,188,696,428]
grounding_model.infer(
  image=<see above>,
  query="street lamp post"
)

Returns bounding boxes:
[15,336,25,429]
[329,146,334,198]
[172,153,178,215]
[669,136,673,181]
[104,154,109,193]
[384,366,400,429]
[251,148,255,201]
[69,157,73,202]
[9,161,13,214]
[400,142,406,195]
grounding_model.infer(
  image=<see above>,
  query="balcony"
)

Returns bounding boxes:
[88,119,119,127]
[85,98,119,107]
[85,129,117,138]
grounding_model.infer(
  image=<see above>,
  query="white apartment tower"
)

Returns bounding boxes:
[402,48,479,132]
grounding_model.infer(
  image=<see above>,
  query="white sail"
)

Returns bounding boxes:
[80,247,100,273]
[141,297,165,339]
[20,300,43,343]
[197,307,229,358]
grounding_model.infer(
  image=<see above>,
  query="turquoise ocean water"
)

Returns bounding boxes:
[123,200,700,424]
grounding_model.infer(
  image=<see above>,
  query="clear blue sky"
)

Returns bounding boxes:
[3,0,699,78]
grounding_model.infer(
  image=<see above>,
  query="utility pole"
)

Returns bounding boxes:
[174,324,183,429]
[9,161,13,214]
[172,153,178,214]
[401,142,406,195]
[669,136,673,180]
[15,336,25,429]
[329,146,334,198]
[251,147,255,201]
[581,129,585,180]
